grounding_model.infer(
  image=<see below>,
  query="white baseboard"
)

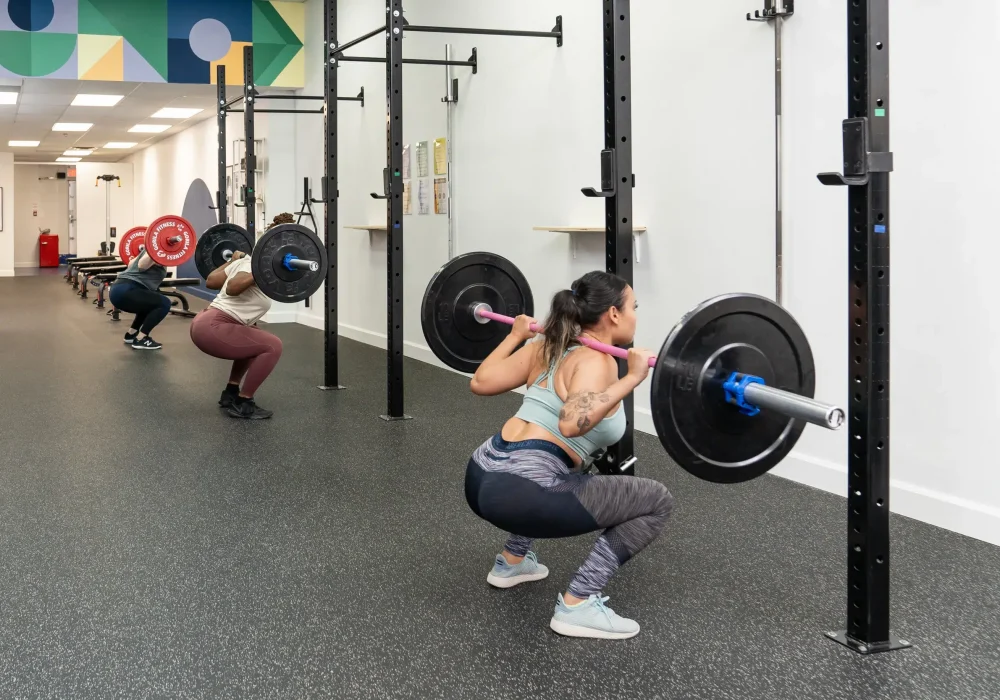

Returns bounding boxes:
[14,262,38,268]
[291,314,1000,547]
[772,453,1000,547]
[0,268,13,277]
[262,309,299,324]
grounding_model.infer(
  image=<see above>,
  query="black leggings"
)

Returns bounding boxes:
[109,281,171,335]
[466,436,674,597]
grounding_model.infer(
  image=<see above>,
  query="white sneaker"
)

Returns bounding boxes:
[486,551,549,589]
[549,593,640,640]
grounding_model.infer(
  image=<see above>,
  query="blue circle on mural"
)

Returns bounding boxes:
[8,0,55,31]
[189,18,232,62]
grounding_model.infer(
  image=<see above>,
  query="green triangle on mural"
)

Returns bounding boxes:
[257,45,299,86]
[0,31,77,77]
[78,0,118,36]
[253,43,286,83]
[253,0,302,48]
[83,0,168,77]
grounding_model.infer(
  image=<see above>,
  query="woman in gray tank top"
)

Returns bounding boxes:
[109,251,170,350]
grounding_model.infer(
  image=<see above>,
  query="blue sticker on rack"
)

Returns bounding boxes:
[874,224,886,234]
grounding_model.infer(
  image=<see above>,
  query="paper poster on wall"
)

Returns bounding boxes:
[416,141,429,178]
[403,181,412,215]
[402,144,411,179]
[433,138,447,175]
[434,178,448,215]
[417,179,430,215]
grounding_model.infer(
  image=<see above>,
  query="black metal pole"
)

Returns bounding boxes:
[337,24,387,54]
[254,94,326,100]
[381,0,408,420]
[243,45,256,240]
[818,0,907,655]
[582,0,636,476]
[216,65,228,223]
[227,108,324,114]
[320,0,344,391]
[405,16,562,46]
[337,56,476,68]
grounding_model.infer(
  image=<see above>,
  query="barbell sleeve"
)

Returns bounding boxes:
[471,303,844,431]
[742,383,845,430]
[167,235,183,245]
[281,254,320,272]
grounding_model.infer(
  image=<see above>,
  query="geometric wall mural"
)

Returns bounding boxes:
[0,0,304,86]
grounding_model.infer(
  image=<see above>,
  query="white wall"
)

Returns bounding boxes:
[0,152,14,276]
[76,162,134,257]
[13,165,70,266]
[289,0,1000,545]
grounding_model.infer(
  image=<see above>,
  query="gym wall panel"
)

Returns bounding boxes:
[13,165,70,266]
[75,161,133,257]
[0,0,305,87]
[0,152,14,276]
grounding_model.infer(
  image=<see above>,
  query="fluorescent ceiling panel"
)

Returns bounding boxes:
[151,107,203,119]
[53,123,93,131]
[128,124,170,133]
[72,94,124,107]
[8,140,39,147]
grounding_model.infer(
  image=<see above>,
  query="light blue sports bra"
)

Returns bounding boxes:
[514,347,627,459]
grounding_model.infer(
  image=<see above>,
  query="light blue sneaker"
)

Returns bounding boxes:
[486,551,550,589]
[549,593,640,640]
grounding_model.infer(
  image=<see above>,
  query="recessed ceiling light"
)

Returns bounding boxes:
[151,107,203,119]
[53,123,93,132]
[104,142,137,149]
[72,94,123,107]
[64,149,92,156]
[56,157,82,162]
[0,92,19,105]
[128,124,170,133]
[8,140,39,147]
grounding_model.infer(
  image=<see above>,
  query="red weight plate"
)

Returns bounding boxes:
[145,215,196,267]
[118,226,147,265]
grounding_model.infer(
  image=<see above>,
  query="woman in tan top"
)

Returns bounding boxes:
[189,250,281,420]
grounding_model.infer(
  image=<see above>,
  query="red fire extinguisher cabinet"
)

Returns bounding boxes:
[39,235,59,268]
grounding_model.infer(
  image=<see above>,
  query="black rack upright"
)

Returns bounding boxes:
[818,0,908,655]
[322,0,342,390]
[583,0,636,476]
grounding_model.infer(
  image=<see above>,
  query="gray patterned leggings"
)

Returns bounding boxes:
[466,435,674,598]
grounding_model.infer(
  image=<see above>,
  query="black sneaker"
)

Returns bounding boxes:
[218,386,240,408]
[123,331,139,345]
[227,398,273,420]
[132,337,162,351]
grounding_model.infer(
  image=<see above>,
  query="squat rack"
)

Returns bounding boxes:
[336,3,562,421]
[817,0,907,655]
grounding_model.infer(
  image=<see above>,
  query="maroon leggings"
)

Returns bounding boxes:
[190,308,283,397]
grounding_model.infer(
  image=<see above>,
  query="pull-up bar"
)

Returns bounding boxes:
[225,88,366,112]
[338,50,478,74]
[406,16,562,46]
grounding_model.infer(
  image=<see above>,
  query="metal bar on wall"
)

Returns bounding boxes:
[337,56,475,68]
[216,65,228,223]
[584,0,636,476]
[817,0,907,656]
[320,0,345,391]
[381,0,409,420]
[242,45,257,239]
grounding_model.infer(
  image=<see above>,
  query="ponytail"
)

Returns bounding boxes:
[540,271,629,368]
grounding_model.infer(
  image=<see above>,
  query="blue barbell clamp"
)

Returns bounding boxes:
[723,372,765,417]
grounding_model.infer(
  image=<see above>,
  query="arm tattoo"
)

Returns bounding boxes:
[560,391,611,431]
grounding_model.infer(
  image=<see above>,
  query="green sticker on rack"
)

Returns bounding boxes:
[875,108,886,117]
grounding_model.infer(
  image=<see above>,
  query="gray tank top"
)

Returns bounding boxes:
[114,252,167,291]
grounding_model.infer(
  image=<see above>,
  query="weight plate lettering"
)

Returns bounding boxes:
[118,226,147,265]
[250,224,326,303]
[146,215,196,267]
[195,222,254,280]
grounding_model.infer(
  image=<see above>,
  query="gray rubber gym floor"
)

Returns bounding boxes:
[1,273,998,700]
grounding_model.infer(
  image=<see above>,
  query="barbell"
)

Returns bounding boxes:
[194,222,327,303]
[420,252,845,484]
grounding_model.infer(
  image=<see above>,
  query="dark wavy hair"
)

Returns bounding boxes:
[540,271,629,368]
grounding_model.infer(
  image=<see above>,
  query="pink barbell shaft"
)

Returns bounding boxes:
[475,308,656,366]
